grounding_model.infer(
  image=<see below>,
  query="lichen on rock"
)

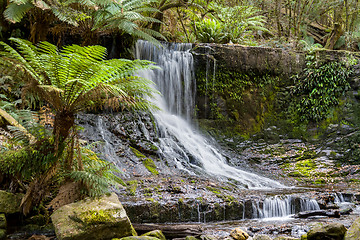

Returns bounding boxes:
[51,193,136,240]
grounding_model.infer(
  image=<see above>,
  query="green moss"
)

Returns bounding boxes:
[130,147,146,158]
[79,209,116,225]
[142,158,159,175]
[126,180,138,196]
[130,147,159,175]
[195,65,280,136]
[314,179,326,184]
[206,186,221,195]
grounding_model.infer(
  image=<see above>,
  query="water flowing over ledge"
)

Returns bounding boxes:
[135,40,286,189]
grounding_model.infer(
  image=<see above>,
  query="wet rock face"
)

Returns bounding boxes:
[123,198,245,223]
[77,112,166,177]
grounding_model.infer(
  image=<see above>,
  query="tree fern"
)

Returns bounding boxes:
[91,0,166,45]
[4,0,84,26]
[0,38,158,213]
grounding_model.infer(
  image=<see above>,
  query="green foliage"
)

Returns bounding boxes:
[4,0,86,26]
[0,38,158,212]
[0,138,56,180]
[212,4,267,44]
[68,142,125,198]
[90,0,166,45]
[291,54,353,122]
[191,3,267,44]
[194,18,227,43]
[0,38,159,112]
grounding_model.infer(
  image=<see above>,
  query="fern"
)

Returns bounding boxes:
[68,143,124,197]
[91,0,166,45]
[4,0,84,26]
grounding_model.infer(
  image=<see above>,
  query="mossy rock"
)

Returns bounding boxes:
[0,190,23,214]
[0,229,5,240]
[230,228,249,240]
[142,230,166,240]
[307,222,346,240]
[118,237,160,240]
[345,217,360,240]
[51,193,136,240]
[0,214,6,229]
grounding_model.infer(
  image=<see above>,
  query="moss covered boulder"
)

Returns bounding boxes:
[307,222,346,240]
[230,228,249,240]
[344,217,360,240]
[118,237,160,240]
[51,193,136,240]
[141,230,166,240]
[0,190,23,214]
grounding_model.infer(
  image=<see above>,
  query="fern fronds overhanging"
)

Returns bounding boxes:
[4,0,165,45]
[91,0,166,45]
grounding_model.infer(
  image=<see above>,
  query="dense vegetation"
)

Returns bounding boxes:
[1,0,360,50]
[0,0,359,216]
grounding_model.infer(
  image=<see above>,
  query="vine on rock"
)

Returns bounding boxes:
[291,48,355,122]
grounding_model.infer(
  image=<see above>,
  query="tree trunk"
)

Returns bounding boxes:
[275,0,282,38]
[151,0,190,32]
[53,111,75,146]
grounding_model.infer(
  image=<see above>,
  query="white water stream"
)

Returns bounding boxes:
[135,40,286,189]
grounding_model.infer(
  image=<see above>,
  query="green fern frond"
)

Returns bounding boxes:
[4,2,33,23]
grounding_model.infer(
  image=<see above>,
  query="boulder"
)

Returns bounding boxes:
[252,234,272,240]
[142,230,166,240]
[118,237,160,240]
[0,214,6,228]
[307,222,346,240]
[51,193,136,240]
[0,190,23,214]
[0,229,5,240]
[230,228,249,240]
[344,217,360,240]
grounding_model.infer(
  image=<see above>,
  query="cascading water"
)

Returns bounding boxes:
[135,40,285,189]
[252,196,320,219]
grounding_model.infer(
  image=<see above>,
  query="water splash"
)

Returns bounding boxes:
[135,40,286,189]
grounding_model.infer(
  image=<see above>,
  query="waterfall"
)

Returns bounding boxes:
[135,40,285,189]
[251,196,320,219]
